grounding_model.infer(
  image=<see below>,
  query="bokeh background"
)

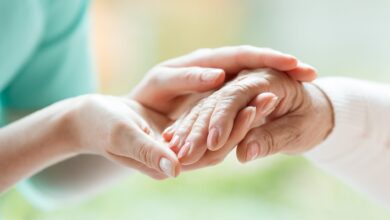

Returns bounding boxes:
[2,0,390,219]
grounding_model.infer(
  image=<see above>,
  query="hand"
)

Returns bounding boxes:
[164,68,333,170]
[62,94,180,179]
[236,73,334,163]
[131,46,317,120]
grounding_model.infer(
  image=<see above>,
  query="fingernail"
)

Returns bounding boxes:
[246,141,260,162]
[207,127,220,150]
[201,70,222,82]
[262,97,279,116]
[159,157,175,177]
[169,135,180,148]
[178,142,191,159]
[247,107,257,127]
[163,126,173,136]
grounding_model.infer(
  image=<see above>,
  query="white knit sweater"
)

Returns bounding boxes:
[306,77,390,206]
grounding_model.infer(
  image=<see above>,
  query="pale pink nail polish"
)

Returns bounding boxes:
[207,127,220,150]
[246,141,260,162]
[178,142,191,159]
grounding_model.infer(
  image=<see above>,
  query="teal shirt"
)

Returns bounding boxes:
[0,0,96,125]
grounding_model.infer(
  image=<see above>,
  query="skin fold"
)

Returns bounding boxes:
[164,68,333,170]
[0,46,317,193]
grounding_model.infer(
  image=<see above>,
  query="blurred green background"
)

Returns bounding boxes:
[1,0,390,219]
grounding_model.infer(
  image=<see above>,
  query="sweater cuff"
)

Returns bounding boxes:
[305,77,368,163]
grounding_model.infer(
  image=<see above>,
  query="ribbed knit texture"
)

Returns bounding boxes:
[305,77,390,206]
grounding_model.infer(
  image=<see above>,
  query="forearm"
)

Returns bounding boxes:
[306,77,390,205]
[4,109,131,206]
[20,155,131,209]
[0,101,77,193]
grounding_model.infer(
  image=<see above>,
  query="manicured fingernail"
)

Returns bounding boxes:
[169,135,180,148]
[159,157,175,177]
[207,127,220,150]
[262,97,279,116]
[201,70,222,82]
[246,141,260,162]
[178,142,191,159]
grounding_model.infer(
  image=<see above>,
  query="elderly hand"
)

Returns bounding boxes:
[163,68,333,169]
[122,46,317,177]
[131,46,316,120]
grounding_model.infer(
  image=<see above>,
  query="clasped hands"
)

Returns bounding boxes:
[68,46,333,180]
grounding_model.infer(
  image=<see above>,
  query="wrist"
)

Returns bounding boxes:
[299,83,335,153]
[308,83,335,144]
[49,98,85,155]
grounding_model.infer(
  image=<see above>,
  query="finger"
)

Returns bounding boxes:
[163,114,187,145]
[182,106,256,171]
[178,95,220,165]
[168,101,204,153]
[203,93,279,163]
[236,115,301,163]
[286,62,317,82]
[248,92,280,127]
[162,46,299,74]
[106,153,168,180]
[207,76,280,151]
[183,92,278,170]
[162,125,174,142]
[149,66,225,94]
[113,124,181,177]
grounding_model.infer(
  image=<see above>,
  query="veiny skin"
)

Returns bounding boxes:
[165,68,333,171]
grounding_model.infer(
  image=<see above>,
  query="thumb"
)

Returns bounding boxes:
[150,66,226,95]
[127,130,181,177]
[236,115,302,163]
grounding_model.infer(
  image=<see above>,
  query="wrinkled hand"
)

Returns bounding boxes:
[122,46,317,177]
[131,46,317,120]
[163,68,333,170]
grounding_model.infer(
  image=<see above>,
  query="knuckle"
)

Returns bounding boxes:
[182,72,194,83]
[258,129,276,157]
[228,84,251,97]
[175,118,197,136]
[220,84,253,105]
[188,124,207,139]
[182,68,203,82]
[136,143,154,167]
[211,104,231,122]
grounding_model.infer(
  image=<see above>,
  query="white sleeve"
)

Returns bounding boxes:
[305,77,390,206]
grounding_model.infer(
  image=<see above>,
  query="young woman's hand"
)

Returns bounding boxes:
[62,95,180,179]
[131,46,316,120]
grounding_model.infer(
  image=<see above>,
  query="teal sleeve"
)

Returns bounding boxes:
[2,0,97,110]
